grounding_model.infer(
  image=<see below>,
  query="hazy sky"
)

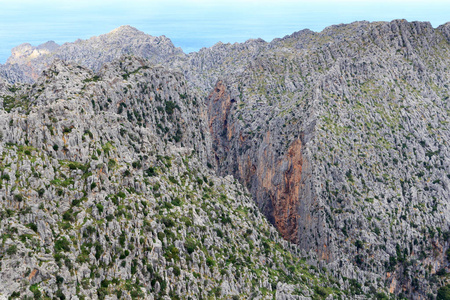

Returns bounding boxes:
[0,0,449,63]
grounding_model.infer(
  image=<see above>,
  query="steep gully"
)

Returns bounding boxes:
[207,80,305,248]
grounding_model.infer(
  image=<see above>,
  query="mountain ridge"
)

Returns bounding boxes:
[1,25,185,83]
[2,19,449,85]
[0,56,341,299]
[1,19,450,299]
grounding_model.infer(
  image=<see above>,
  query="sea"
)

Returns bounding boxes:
[0,0,448,63]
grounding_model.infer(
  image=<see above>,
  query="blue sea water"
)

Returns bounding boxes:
[0,0,448,63]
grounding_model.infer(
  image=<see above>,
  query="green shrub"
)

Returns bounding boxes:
[63,127,72,133]
[55,289,65,299]
[61,178,74,187]
[314,286,329,297]
[107,159,116,169]
[168,176,178,184]
[119,233,126,247]
[6,244,17,255]
[68,161,88,172]
[206,256,215,267]
[102,143,113,155]
[84,129,94,138]
[72,198,82,206]
[171,197,182,206]
[29,284,41,299]
[62,210,75,222]
[161,217,175,228]
[185,238,196,254]
[145,167,156,176]
[438,285,450,300]
[94,242,103,260]
[37,188,45,197]
[96,203,104,214]
[9,291,20,298]
[157,232,165,241]
[164,100,179,115]
[83,76,100,83]
[54,237,70,252]
[131,259,137,274]
[214,229,224,238]
[164,245,180,261]
[26,223,38,232]
[436,268,447,276]
[173,266,181,276]
[355,240,364,249]
[375,292,389,300]
[441,231,450,242]
[180,216,192,227]
[221,215,232,224]
[374,227,381,235]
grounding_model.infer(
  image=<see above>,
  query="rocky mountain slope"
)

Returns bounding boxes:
[0,57,351,299]
[0,26,185,84]
[204,19,450,297]
[1,19,450,299]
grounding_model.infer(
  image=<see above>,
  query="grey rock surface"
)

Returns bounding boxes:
[201,20,450,298]
[1,25,185,83]
[0,57,339,299]
[1,19,450,299]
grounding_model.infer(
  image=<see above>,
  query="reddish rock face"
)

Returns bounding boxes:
[253,138,303,243]
[207,80,335,263]
[207,80,303,244]
[207,80,234,162]
[273,139,302,242]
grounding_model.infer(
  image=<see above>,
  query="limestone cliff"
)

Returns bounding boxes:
[0,57,344,299]
[203,20,450,298]
[1,20,450,299]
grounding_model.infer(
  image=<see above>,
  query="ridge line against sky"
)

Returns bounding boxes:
[0,0,449,63]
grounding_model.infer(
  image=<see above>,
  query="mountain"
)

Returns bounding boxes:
[1,19,450,299]
[0,57,345,299]
[204,20,450,297]
[0,26,185,83]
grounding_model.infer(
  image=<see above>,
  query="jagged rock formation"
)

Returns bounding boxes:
[0,26,185,83]
[1,19,450,299]
[203,20,450,298]
[0,57,348,299]
[0,63,29,84]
